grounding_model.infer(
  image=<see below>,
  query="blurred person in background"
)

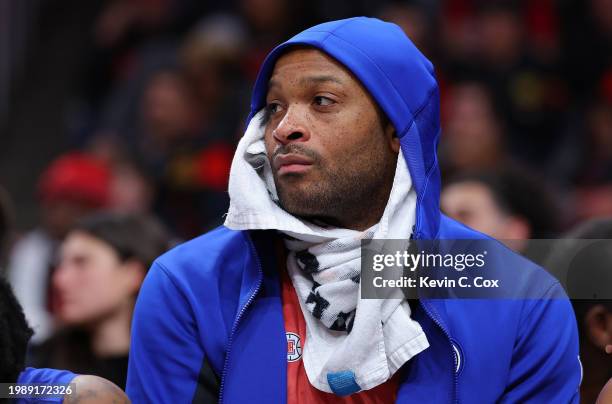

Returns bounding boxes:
[544,218,612,404]
[571,97,612,223]
[86,135,156,217]
[109,160,155,216]
[137,69,203,165]
[473,2,566,166]
[441,166,559,260]
[28,212,169,390]
[1,276,130,404]
[576,186,612,225]
[549,93,612,184]
[440,1,567,167]
[148,14,248,238]
[179,13,250,139]
[548,92,612,225]
[95,14,249,239]
[7,153,111,343]
[377,1,436,59]
[439,81,507,177]
[84,0,211,114]
[100,66,231,239]
[574,99,612,186]
[239,0,309,81]
[0,190,129,403]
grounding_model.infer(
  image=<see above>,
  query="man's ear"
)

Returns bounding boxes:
[121,259,147,295]
[385,121,400,153]
[585,304,612,351]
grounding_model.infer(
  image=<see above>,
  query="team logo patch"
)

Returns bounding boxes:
[286,332,302,362]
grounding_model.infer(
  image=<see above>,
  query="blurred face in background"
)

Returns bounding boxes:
[442,83,503,170]
[441,181,529,246]
[379,4,430,54]
[240,0,289,34]
[53,231,144,326]
[141,71,201,143]
[478,8,522,65]
[109,164,153,215]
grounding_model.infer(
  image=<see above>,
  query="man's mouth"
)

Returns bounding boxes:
[274,153,314,175]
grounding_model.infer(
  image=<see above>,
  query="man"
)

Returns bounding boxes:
[127,17,581,403]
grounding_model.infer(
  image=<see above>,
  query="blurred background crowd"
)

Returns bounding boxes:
[0,0,610,402]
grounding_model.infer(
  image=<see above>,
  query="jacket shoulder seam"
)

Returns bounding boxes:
[153,260,194,309]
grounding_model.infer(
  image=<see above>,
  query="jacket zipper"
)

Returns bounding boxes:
[419,299,458,404]
[412,223,457,403]
[219,234,264,404]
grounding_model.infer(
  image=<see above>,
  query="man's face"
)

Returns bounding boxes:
[262,48,398,229]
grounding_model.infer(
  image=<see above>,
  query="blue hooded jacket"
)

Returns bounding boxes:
[126,17,581,403]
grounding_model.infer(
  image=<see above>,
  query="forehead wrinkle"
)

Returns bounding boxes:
[268,78,281,92]
[298,75,344,86]
[267,74,345,93]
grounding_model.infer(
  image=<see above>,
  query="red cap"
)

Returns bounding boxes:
[38,152,111,207]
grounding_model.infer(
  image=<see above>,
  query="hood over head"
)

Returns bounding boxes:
[248,17,441,239]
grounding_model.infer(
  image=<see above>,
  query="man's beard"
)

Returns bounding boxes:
[272,144,396,227]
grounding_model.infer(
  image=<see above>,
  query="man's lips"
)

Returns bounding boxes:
[273,153,313,175]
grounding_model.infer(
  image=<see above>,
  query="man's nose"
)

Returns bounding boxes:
[272,105,311,145]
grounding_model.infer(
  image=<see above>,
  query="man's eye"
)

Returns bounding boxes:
[314,96,335,106]
[266,102,282,114]
[260,102,282,127]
